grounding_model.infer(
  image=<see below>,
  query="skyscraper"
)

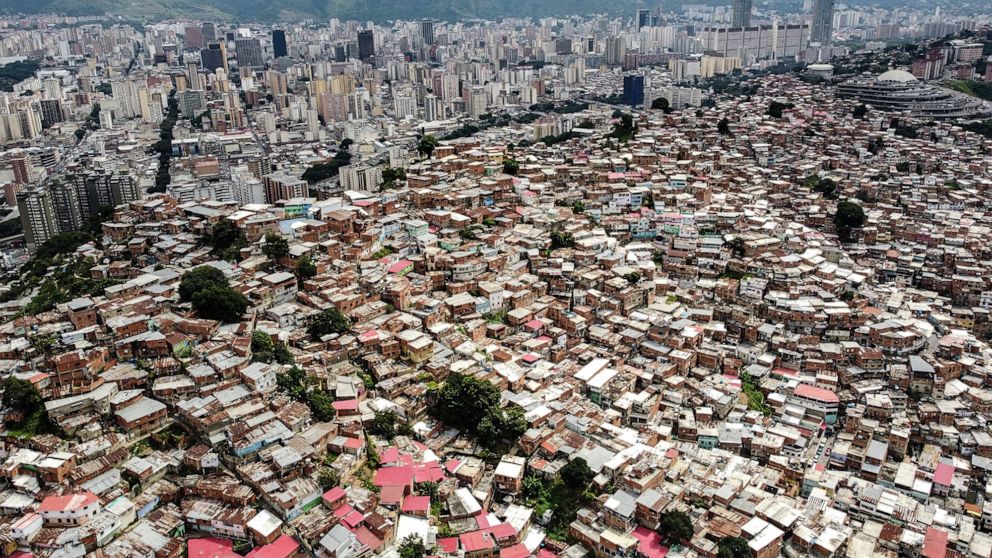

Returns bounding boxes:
[358,30,375,62]
[184,25,204,50]
[201,22,217,43]
[636,9,651,31]
[811,0,836,44]
[623,74,645,107]
[272,29,288,58]
[733,0,753,28]
[201,43,227,74]
[234,37,265,68]
[420,20,435,45]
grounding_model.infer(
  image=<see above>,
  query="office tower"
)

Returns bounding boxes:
[357,30,375,62]
[234,37,265,68]
[17,189,57,253]
[636,9,651,30]
[201,43,227,74]
[201,22,217,43]
[272,29,288,58]
[623,74,645,106]
[184,25,204,50]
[11,156,30,184]
[733,0,753,27]
[811,0,835,44]
[420,20,435,45]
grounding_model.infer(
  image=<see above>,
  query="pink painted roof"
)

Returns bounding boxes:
[934,463,954,486]
[388,259,413,273]
[794,383,839,403]
[632,526,669,558]
[333,503,357,519]
[460,531,495,553]
[401,495,431,513]
[375,465,414,487]
[438,537,459,553]
[322,487,346,505]
[486,523,517,540]
[352,525,384,551]
[922,527,948,558]
[500,544,530,558]
[379,484,406,504]
[332,399,358,411]
[187,538,240,558]
[38,492,97,513]
[344,437,364,449]
[244,535,300,558]
[380,447,401,464]
[342,510,364,528]
[525,319,544,329]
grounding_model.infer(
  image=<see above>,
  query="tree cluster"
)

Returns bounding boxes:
[301,150,352,184]
[179,266,249,323]
[431,374,526,449]
[307,307,352,340]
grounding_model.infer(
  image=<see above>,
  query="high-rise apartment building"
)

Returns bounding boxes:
[811,0,836,44]
[17,189,57,253]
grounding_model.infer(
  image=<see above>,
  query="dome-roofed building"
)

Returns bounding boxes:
[875,69,918,83]
[836,69,990,119]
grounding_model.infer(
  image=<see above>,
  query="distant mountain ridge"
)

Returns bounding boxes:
[0,0,661,23]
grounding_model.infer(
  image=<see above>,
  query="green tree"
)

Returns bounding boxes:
[559,457,594,493]
[263,233,290,260]
[478,406,528,449]
[658,510,694,542]
[2,377,41,414]
[318,468,340,491]
[853,104,868,119]
[308,307,352,340]
[717,536,751,558]
[417,135,439,158]
[369,411,399,439]
[296,255,317,281]
[191,285,249,323]
[550,230,575,250]
[718,117,731,135]
[502,157,519,176]
[623,271,641,284]
[251,331,275,362]
[398,535,427,558]
[651,96,671,112]
[179,266,228,302]
[208,220,244,254]
[431,373,500,433]
[834,201,866,242]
